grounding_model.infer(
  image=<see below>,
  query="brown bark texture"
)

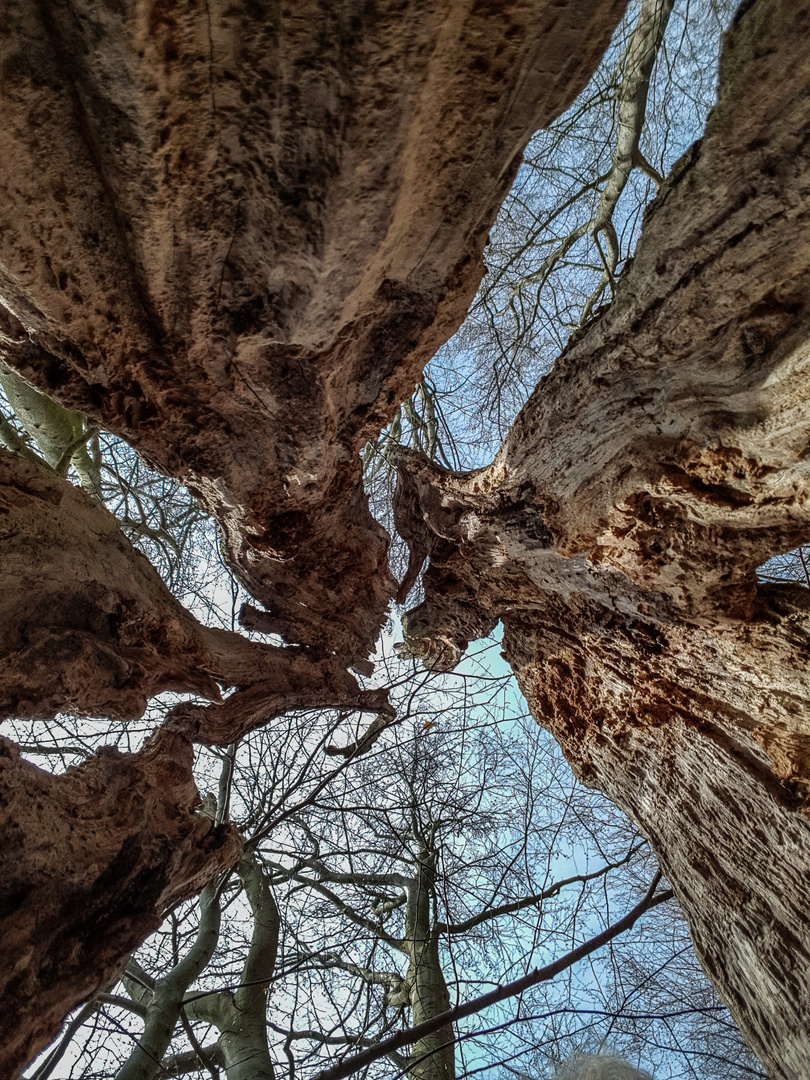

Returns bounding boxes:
[0,1,630,1069]
[0,446,393,1070]
[0,0,623,663]
[2,0,808,1074]
[0,729,241,1079]
[0,449,390,738]
[395,0,810,1075]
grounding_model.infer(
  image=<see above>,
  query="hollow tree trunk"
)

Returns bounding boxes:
[395,0,810,1075]
[0,0,623,662]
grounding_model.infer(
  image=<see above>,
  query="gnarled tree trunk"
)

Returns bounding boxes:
[0,2,627,1068]
[0,449,390,735]
[2,0,810,1075]
[0,730,241,1079]
[395,0,810,1075]
[0,0,622,663]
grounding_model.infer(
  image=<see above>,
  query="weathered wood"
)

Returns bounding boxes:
[0,450,389,736]
[396,0,810,1074]
[0,0,624,661]
[0,730,241,1079]
[0,449,394,1073]
[0,4,632,1068]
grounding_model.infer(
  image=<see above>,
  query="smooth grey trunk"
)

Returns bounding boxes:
[117,886,222,1080]
[403,842,454,1080]
[184,855,278,1080]
[0,358,101,499]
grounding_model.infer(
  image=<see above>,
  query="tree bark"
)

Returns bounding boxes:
[3,0,809,1075]
[395,0,810,1075]
[0,6,629,1059]
[0,449,390,735]
[0,730,241,1080]
[404,847,454,1080]
[0,450,392,1073]
[0,0,623,662]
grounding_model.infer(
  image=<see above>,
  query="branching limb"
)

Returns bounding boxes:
[115,883,222,1080]
[437,843,645,935]
[311,874,673,1080]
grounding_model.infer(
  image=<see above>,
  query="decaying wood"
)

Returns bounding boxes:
[502,589,810,1080]
[0,0,623,662]
[0,449,390,737]
[396,0,810,1074]
[0,2,630,1066]
[0,448,392,1068]
[2,0,809,1073]
[0,729,241,1079]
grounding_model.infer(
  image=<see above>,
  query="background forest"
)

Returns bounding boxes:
[2,0,796,1076]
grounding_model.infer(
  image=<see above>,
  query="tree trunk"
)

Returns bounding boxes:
[404,847,454,1080]
[395,0,810,1075]
[0,449,390,734]
[0,4,626,1066]
[0,450,393,1071]
[1,0,809,1075]
[0,731,240,1080]
[183,855,278,1080]
[407,934,454,1080]
[116,885,223,1080]
[0,0,623,661]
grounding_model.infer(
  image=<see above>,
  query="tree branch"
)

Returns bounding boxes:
[311,875,673,1080]
[437,844,644,935]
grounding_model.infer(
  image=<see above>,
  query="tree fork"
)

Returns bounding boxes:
[0,0,624,661]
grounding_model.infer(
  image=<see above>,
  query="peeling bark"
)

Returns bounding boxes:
[0,0,623,660]
[0,730,241,1080]
[396,0,810,1075]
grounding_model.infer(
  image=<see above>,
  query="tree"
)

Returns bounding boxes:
[392,0,810,1073]
[1,0,809,1077]
[30,655,757,1080]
